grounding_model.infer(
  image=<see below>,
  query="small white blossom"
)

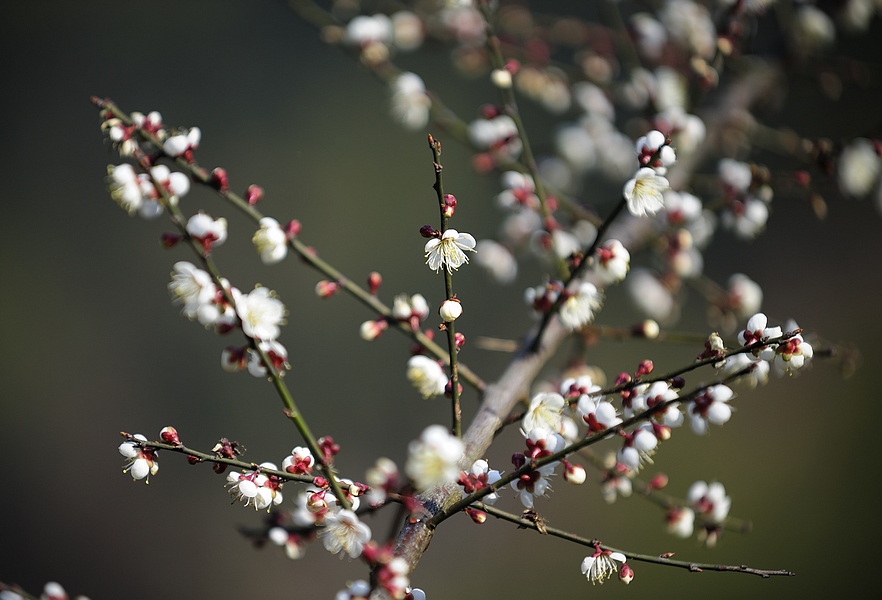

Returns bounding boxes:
[581,548,627,585]
[738,312,783,347]
[320,509,372,559]
[406,425,464,491]
[623,167,669,217]
[246,339,289,378]
[168,261,217,321]
[439,299,462,322]
[667,506,695,538]
[558,282,603,330]
[119,434,159,482]
[838,138,881,197]
[424,229,477,272]
[688,480,731,523]
[474,240,518,284]
[252,217,288,264]
[522,392,566,434]
[186,211,228,251]
[616,424,658,471]
[626,268,677,324]
[234,286,286,340]
[226,462,284,511]
[345,14,393,46]
[688,385,735,435]
[406,355,448,398]
[391,72,431,131]
[458,459,503,505]
[592,239,630,286]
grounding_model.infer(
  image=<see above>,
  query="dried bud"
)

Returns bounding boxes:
[160,232,182,248]
[368,271,382,295]
[209,167,229,191]
[245,184,264,205]
[159,426,180,444]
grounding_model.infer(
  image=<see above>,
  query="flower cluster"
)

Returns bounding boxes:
[226,462,284,511]
[106,163,190,219]
[737,312,813,375]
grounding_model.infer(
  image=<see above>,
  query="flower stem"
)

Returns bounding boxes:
[429,134,462,438]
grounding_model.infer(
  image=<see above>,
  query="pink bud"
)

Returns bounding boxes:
[419,224,439,239]
[465,507,487,524]
[315,280,340,299]
[649,473,669,490]
[444,380,463,397]
[160,426,180,444]
[312,476,328,488]
[210,167,229,192]
[368,271,382,295]
[454,332,466,348]
[245,184,264,205]
[442,193,457,218]
[160,232,182,248]
[285,219,301,238]
[619,562,634,584]
[636,360,653,377]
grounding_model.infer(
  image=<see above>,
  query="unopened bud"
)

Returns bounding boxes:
[360,319,388,341]
[187,455,200,465]
[636,360,653,377]
[160,426,180,444]
[285,219,301,238]
[444,380,463,397]
[564,462,587,485]
[439,299,463,322]
[245,184,264,205]
[312,476,328,488]
[634,319,660,339]
[212,462,227,474]
[649,473,669,490]
[209,167,229,191]
[368,271,382,295]
[465,507,487,524]
[307,492,328,512]
[315,280,340,299]
[442,193,457,218]
[454,332,466,348]
[491,68,513,89]
[419,224,439,238]
[619,562,634,584]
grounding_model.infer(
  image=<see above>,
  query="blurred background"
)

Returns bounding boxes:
[1,1,880,598]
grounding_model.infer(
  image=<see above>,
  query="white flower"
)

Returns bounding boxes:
[234,286,286,340]
[626,268,677,323]
[577,394,622,433]
[581,548,627,585]
[592,239,630,286]
[162,127,201,157]
[268,527,307,560]
[119,434,158,482]
[405,425,464,491]
[406,355,448,398]
[424,229,477,272]
[623,167,669,217]
[186,211,227,250]
[320,509,372,559]
[391,72,431,131]
[246,339,288,378]
[458,459,503,505]
[688,385,735,435]
[252,217,288,264]
[558,282,603,330]
[738,312,783,347]
[838,138,881,197]
[667,506,695,538]
[522,392,566,434]
[722,197,769,240]
[774,333,813,373]
[727,273,763,320]
[282,446,315,475]
[365,457,399,506]
[660,0,716,59]
[345,14,393,46]
[636,129,676,174]
[107,163,145,215]
[721,352,769,388]
[226,462,284,511]
[688,480,731,523]
[168,261,217,320]
[617,424,658,471]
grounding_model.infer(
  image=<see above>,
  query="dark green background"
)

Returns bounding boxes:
[1,1,880,598]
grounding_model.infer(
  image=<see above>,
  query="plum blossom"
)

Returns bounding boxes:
[521,392,566,434]
[168,261,216,321]
[162,126,201,158]
[635,130,676,175]
[623,168,669,217]
[458,459,502,505]
[268,527,308,560]
[688,385,735,435]
[616,423,658,471]
[581,546,628,585]
[186,211,228,252]
[252,217,288,264]
[246,339,289,378]
[119,434,159,482]
[576,394,622,433]
[424,229,477,272]
[474,239,518,284]
[226,462,284,511]
[773,332,813,374]
[405,425,464,491]
[511,428,563,508]
[687,480,731,545]
[738,312,783,347]
[320,509,372,559]
[234,286,286,340]
[558,282,603,330]
[592,239,630,286]
[406,355,448,398]
[666,506,695,538]
[282,446,314,476]
[365,457,399,506]
[391,72,431,130]
[721,352,770,388]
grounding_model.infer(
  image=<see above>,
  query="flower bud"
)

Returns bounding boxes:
[315,280,340,298]
[491,68,513,89]
[439,299,463,322]
[160,426,180,444]
[285,219,301,238]
[245,184,264,205]
[636,360,653,377]
[465,507,487,524]
[633,319,660,339]
[360,319,387,341]
[419,224,439,238]
[368,271,382,295]
[442,193,457,218]
[160,232,182,248]
[619,562,634,584]
[564,462,587,485]
[454,332,466,348]
[649,473,669,490]
[210,167,229,192]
